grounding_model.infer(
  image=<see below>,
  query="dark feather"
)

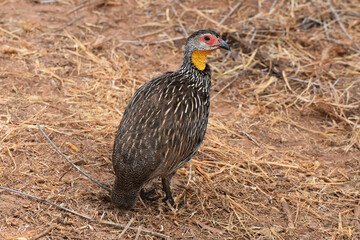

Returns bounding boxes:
[111,30,229,209]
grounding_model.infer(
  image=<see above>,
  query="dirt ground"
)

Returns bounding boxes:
[1,0,359,239]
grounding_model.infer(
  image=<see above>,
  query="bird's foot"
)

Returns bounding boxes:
[140,188,161,201]
[162,195,184,209]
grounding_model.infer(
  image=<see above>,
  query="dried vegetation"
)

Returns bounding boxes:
[0,0,359,239]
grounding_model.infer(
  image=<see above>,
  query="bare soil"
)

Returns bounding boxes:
[1,0,359,239]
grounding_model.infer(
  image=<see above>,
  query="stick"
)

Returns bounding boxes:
[327,0,360,50]
[0,185,94,220]
[332,77,340,87]
[99,220,168,238]
[118,36,186,46]
[269,0,278,13]
[171,6,188,38]
[323,21,332,41]
[309,0,333,41]
[281,197,295,228]
[249,29,257,45]
[55,16,85,33]
[198,150,221,162]
[260,18,282,24]
[118,218,135,238]
[211,77,238,100]
[353,204,360,231]
[309,0,322,15]
[32,224,57,240]
[289,77,320,87]
[37,16,85,38]
[134,225,142,240]
[117,40,145,46]
[37,124,112,193]
[241,131,280,159]
[66,0,107,15]
[241,131,262,148]
[151,36,186,44]
[39,0,58,3]
[217,2,241,26]
[186,160,192,186]
[0,26,20,40]
[0,186,169,238]
[66,2,88,15]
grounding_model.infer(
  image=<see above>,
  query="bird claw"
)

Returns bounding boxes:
[162,196,184,209]
[141,186,184,209]
[140,188,161,201]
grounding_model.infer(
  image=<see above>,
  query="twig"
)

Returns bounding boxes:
[32,224,57,240]
[198,150,221,162]
[289,77,320,87]
[218,51,231,68]
[260,18,282,24]
[118,218,135,238]
[117,40,145,46]
[39,0,58,3]
[55,16,85,33]
[211,77,238,100]
[207,51,230,63]
[306,18,322,25]
[139,27,172,38]
[241,131,280,159]
[249,29,257,45]
[344,12,360,17]
[327,0,360,50]
[217,2,241,26]
[117,36,186,47]
[0,26,20,39]
[0,186,169,238]
[37,16,85,38]
[323,21,332,41]
[151,36,186,44]
[269,0,278,13]
[310,0,322,16]
[0,185,94,220]
[171,6,188,38]
[332,77,340,87]
[66,0,108,15]
[353,204,360,231]
[66,2,87,15]
[186,160,192,186]
[134,225,142,240]
[309,0,333,41]
[281,197,295,228]
[174,0,235,31]
[37,124,112,193]
[100,220,168,238]
[241,131,262,148]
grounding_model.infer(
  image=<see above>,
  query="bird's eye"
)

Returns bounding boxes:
[204,35,211,41]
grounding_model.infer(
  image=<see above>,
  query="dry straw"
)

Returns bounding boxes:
[0,0,359,239]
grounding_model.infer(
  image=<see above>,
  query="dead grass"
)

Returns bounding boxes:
[0,0,359,239]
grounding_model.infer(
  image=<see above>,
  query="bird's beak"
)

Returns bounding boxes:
[214,38,231,51]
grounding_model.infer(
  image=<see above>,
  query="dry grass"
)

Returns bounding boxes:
[0,0,359,239]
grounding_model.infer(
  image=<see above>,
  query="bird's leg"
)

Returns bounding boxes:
[161,177,174,205]
[161,176,183,208]
[140,188,161,201]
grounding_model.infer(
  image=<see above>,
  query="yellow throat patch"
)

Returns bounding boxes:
[191,50,213,71]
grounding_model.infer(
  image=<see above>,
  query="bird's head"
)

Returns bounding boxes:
[184,30,231,71]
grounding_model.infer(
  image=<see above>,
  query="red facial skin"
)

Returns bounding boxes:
[200,35,220,48]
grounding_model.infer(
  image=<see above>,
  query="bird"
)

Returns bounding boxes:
[111,29,230,210]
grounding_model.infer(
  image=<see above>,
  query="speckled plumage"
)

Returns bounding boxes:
[111,30,230,209]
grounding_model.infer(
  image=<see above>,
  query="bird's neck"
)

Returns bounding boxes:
[176,52,212,90]
[190,50,213,71]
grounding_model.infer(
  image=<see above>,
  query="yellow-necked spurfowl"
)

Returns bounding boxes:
[112,30,230,209]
